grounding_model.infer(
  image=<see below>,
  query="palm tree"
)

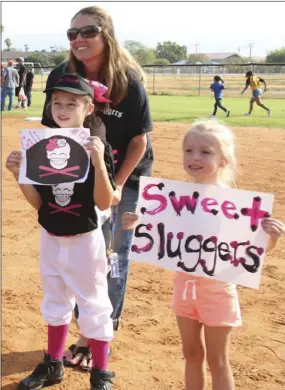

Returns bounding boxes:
[24,44,29,52]
[5,38,12,51]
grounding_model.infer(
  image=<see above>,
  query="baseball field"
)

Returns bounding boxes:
[2,93,285,389]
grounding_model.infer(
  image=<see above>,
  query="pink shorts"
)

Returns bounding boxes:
[171,272,242,327]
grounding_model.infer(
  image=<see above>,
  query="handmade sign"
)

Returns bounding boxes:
[19,128,90,185]
[130,177,274,289]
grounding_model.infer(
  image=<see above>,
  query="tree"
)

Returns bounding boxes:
[54,45,69,52]
[124,40,144,54]
[123,40,156,65]
[53,53,68,66]
[266,47,285,63]
[26,54,54,67]
[223,56,252,73]
[156,41,187,64]
[24,44,29,52]
[0,24,4,33]
[136,48,156,65]
[5,38,12,51]
[188,54,211,64]
[152,58,170,65]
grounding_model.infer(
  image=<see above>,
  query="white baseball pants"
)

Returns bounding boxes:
[39,227,113,341]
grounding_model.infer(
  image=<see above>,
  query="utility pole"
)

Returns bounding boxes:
[194,43,200,54]
[248,42,254,60]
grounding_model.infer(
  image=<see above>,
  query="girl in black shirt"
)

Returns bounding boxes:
[6,74,116,390]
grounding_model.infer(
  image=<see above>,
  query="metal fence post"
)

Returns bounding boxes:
[40,72,44,92]
[153,67,156,95]
[198,65,202,96]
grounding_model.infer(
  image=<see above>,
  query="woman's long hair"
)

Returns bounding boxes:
[69,6,146,106]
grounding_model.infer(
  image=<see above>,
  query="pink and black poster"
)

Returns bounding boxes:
[130,177,274,289]
[18,128,90,185]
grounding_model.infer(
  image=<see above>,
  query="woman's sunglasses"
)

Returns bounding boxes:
[67,25,102,41]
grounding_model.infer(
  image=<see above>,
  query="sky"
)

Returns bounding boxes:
[1,1,285,58]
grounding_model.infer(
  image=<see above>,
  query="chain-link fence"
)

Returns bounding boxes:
[32,66,54,92]
[32,63,285,98]
[143,63,285,98]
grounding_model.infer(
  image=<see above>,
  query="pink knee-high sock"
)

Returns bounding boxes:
[48,324,69,360]
[89,339,109,370]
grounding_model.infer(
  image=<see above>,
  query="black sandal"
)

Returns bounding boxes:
[79,347,93,372]
[63,345,90,367]
[79,347,112,372]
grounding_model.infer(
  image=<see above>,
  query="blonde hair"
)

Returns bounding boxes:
[69,6,146,106]
[183,119,237,187]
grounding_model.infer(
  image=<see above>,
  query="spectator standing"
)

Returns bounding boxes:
[1,60,19,111]
[25,67,34,107]
[1,63,6,87]
[15,57,28,109]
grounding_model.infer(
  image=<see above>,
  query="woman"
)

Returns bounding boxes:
[41,5,153,371]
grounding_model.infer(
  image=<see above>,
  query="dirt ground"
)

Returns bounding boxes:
[2,117,285,390]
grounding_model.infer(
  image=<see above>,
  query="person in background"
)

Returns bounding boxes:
[1,63,6,86]
[209,75,230,118]
[15,57,27,109]
[41,5,153,371]
[241,70,272,117]
[1,60,19,112]
[25,66,34,107]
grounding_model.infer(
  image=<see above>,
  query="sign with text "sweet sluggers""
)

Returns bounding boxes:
[130,177,274,289]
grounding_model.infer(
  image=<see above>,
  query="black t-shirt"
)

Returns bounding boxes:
[26,71,34,88]
[41,62,153,190]
[17,64,28,87]
[34,142,116,236]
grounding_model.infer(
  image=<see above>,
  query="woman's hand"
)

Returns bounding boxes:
[121,212,139,230]
[6,150,22,176]
[112,185,123,205]
[86,136,105,167]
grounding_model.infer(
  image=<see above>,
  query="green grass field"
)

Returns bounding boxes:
[2,92,285,128]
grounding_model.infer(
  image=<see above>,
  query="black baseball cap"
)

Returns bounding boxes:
[44,74,94,99]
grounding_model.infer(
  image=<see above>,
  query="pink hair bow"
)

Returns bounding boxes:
[46,138,59,152]
[89,80,111,103]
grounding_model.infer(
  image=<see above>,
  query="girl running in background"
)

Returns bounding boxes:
[241,70,272,117]
[210,75,230,118]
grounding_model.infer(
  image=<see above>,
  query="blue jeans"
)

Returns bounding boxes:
[1,86,15,111]
[102,186,138,330]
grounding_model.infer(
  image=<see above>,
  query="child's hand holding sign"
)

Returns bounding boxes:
[6,151,22,176]
[86,136,105,168]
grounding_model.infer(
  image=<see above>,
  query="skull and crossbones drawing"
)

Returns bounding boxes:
[46,138,71,170]
[52,183,74,207]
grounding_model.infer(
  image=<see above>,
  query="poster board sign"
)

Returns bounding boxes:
[19,128,90,185]
[130,177,274,289]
